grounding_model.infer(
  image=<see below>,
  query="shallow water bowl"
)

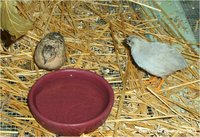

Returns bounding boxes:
[28,68,114,136]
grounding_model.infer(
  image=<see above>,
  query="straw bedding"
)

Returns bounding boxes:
[0,1,199,136]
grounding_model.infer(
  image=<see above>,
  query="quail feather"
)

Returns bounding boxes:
[126,36,188,77]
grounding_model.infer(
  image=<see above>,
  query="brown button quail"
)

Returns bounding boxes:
[34,32,66,70]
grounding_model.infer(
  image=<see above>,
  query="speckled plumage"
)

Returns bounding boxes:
[126,36,188,77]
[34,32,66,70]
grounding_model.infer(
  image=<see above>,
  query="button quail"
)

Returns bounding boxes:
[34,32,66,70]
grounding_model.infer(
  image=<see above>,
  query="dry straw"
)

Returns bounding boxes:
[0,0,199,136]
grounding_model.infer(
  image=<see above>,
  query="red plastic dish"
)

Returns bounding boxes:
[28,68,114,136]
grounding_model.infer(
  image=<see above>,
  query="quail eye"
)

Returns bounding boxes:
[127,39,134,45]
